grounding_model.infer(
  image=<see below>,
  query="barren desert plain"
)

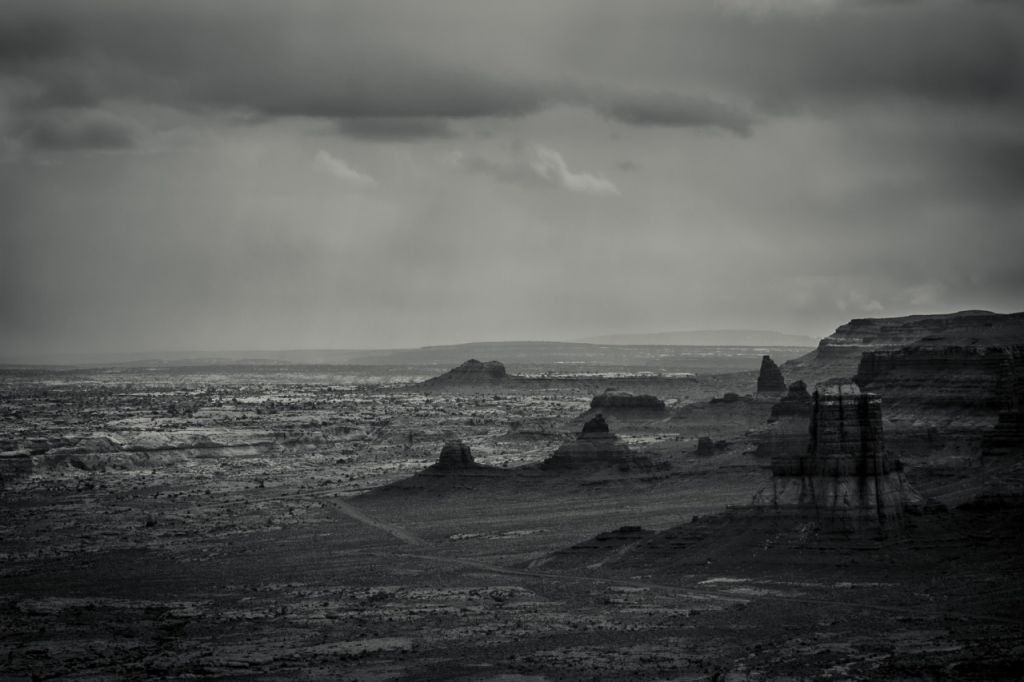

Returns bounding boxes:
[2,314,1023,681]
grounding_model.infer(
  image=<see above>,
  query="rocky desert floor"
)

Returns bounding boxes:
[1,363,1022,680]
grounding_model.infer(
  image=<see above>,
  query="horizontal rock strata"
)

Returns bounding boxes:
[759,382,919,533]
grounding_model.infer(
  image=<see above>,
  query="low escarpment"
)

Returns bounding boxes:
[576,390,667,426]
[588,389,666,413]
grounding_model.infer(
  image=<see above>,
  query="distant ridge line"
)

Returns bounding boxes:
[577,329,818,347]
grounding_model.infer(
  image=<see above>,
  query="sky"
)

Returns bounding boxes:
[1,0,1022,359]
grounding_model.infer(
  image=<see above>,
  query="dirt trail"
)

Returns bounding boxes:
[326,498,428,546]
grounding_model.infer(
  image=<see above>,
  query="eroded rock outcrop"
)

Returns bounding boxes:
[770,380,812,420]
[588,390,666,413]
[540,414,654,471]
[421,359,508,387]
[430,440,478,471]
[756,355,786,395]
[581,414,610,434]
[757,381,920,533]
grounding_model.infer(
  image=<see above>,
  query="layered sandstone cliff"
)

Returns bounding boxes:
[757,382,920,533]
[783,310,1024,386]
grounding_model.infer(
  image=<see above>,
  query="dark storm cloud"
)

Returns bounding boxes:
[336,118,454,142]
[595,93,753,136]
[720,3,1024,110]
[2,0,1024,358]
[0,19,77,64]
[3,0,1021,140]
[924,133,1024,201]
[24,109,136,151]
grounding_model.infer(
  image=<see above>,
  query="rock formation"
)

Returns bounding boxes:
[421,359,508,387]
[783,310,1024,386]
[540,414,654,471]
[581,414,610,434]
[754,381,813,459]
[757,381,920,533]
[769,380,812,420]
[431,440,477,471]
[855,334,1024,410]
[756,355,786,395]
[588,390,666,413]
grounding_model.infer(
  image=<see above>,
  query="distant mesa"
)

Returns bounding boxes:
[578,329,817,347]
[430,440,479,471]
[756,355,786,395]
[421,359,508,387]
[754,380,922,534]
[589,389,666,413]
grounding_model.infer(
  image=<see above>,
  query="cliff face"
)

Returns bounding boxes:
[849,316,1024,454]
[783,310,1024,385]
[759,382,919,533]
[854,346,1018,414]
